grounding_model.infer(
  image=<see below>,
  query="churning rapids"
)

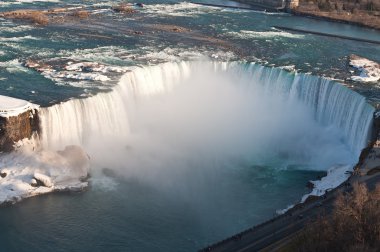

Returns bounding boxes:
[4,60,375,251]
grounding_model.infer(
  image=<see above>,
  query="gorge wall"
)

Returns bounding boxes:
[0,109,40,151]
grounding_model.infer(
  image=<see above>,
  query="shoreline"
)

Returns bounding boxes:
[200,110,380,251]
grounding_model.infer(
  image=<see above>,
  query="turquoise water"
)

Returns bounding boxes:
[0,169,323,252]
[0,0,378,251]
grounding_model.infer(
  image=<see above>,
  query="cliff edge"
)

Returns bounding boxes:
[0,95,39,152]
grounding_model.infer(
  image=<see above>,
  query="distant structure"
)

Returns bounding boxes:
[235,0,299,11]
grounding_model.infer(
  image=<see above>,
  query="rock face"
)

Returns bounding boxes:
[0,109,40,151]
[0,95,40,152]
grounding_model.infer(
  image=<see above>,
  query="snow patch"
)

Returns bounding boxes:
[144,2,214,17]
[301,164,352,202]
[0,95,39,118]
[225,30,305,39]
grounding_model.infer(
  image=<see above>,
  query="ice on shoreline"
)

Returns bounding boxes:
[0,139,90,205]
[301,164,352,202]
[349,55,380,83]
[277,164,353,214]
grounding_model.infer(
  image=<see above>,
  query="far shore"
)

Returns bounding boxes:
[291,9,380,31]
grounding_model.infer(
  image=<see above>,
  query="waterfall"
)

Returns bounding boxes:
[39,61,374,158]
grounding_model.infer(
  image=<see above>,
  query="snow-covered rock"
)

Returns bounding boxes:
[0,95,39,118]
[349,55,380,83]
[0,139,90,205]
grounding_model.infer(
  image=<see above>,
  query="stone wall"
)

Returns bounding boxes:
[0,109,40,151]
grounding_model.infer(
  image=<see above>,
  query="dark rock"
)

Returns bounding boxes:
[306,180,315,189]
[0,109,40,152]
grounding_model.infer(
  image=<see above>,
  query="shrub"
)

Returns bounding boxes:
[284,183,380,251]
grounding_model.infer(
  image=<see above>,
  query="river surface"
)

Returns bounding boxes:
[0,0,379,251]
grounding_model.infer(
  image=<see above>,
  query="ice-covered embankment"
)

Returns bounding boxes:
[0,95,90,205]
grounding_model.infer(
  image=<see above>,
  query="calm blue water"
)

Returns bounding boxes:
[0,169,324,252]
[0,0,378,251]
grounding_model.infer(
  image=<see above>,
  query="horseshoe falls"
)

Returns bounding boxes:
[1,0,380,250]
[21,61,371,251]
[40,61,373,159]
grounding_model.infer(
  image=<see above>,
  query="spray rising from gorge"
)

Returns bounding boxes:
[38,61,374,191]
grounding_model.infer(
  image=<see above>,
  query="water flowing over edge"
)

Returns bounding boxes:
[39,60,374,202]
[40,60,374,154]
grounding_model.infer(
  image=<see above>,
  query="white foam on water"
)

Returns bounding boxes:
[225,30,305,39]
[0,35,39,42]
[0,23,35,34]
[0,59,30,73]
[143,2,215,17]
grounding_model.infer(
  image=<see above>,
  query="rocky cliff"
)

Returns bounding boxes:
[0,95,40,152]
[0,109,40,151]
